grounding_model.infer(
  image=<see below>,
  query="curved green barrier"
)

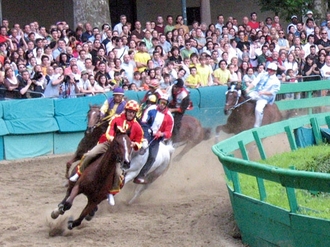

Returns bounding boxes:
[212,113,330,247]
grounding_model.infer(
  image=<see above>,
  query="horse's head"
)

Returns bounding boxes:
[224,88,240,115]
[86,105,102,134]
[113,128,133,170]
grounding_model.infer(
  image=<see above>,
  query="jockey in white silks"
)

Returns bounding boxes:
[245,62,281,128]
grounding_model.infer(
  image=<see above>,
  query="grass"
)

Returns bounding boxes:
[233,144,330,220]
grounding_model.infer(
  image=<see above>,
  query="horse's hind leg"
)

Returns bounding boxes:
[128,184,149,205]
[68,201,98,230]
[85,206,98,221]
[173,141,196,162]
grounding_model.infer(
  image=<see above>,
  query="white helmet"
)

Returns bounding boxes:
[158,93,169,103]
[267,63,278,71]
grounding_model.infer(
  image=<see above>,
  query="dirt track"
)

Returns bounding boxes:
[0,135,245,247]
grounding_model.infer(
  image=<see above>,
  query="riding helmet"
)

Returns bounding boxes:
[113,87,125,95]
[125,100,139,112]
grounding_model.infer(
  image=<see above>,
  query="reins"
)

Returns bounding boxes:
[226,88,252,112]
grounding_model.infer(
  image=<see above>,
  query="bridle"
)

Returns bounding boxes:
[225,87,252,113]
[86,108,111,134]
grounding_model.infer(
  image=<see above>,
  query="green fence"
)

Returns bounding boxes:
[212,80,330,247]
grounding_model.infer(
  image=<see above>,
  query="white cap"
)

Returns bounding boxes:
[306,10,313,15]
[267,63,278,71]
[291,15,298,19]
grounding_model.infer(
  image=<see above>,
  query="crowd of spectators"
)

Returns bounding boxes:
[0,10,329,100]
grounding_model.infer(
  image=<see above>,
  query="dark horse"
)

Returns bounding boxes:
[65,105,108,178]
[172,115,211,161]
[216,88,282,135]
[52,130,132,230]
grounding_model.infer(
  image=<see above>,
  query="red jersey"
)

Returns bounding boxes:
[98,113,144,150]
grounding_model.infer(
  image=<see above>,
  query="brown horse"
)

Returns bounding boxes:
[65,105,108,178]
[172,115,211,162]
[216,89,282,135]
[52,130,132,230]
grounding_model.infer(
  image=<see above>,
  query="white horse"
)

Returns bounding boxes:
[123,140,175,204]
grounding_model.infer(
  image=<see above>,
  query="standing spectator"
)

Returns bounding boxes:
[113,15,127,36]
[121,54,135,83]
[164,15,175,34]
[248,12,259,30]
[175,15,189,35]
[154,16,165,35]
[78,70,94,96]
[131,21,145,41]
[44,66,64,98]
[81,22,93,43]
[196,56,213,86]
[316,28,330,53]
[134,41,151,73]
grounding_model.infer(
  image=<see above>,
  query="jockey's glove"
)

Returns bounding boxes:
[154,131,163,139]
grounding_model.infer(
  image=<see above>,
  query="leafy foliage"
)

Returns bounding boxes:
[257,0,313,21]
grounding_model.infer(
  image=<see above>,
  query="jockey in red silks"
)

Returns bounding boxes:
[134,93,174,184]
[168,78,191,142]
[69,100,144,206]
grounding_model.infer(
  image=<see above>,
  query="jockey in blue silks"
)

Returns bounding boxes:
[134,93,174,184]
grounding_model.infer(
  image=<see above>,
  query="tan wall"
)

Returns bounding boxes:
[136,0,274,27]
[2,0,74,29]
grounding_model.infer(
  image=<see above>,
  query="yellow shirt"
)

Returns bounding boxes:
[196,64,212,86]
[213,68,231,86]
[186,74,201,88]
[134,52,151,73]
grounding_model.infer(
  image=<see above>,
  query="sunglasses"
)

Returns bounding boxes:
[322,33,327,34]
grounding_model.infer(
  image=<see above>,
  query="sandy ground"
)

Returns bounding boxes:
[0,132,248,247]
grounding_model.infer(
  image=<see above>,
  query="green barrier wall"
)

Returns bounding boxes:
[0,88,227,160]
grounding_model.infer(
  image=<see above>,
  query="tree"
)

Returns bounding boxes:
[257,0,318,21]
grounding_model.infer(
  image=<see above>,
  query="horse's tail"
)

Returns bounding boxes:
[203,128,212,141]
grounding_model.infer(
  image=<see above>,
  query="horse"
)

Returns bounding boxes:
[171,115,211,162]
[51,130,132,230]
[123,140,175,204]
[65,105,108,178]
[215,88,282,136]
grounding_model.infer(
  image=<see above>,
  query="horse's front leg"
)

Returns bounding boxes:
[68,200,98,230]
[51,182,76,219]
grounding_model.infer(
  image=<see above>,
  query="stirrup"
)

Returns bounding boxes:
[69,173,79,182]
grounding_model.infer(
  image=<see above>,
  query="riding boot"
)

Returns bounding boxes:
[108,194,115,206]
[254,110,263,128]
[69,172,80,182]
[134,156,155,184]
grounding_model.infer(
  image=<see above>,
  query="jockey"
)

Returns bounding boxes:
[134,93,174,184]
[137,78,163,120]
[168,78,191,142]
[100,87,126,120]
[69,100,144,205]
[245,62,281,127]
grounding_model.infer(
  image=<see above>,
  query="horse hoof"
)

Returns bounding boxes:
[51,209,60,219]
[85,215,93,221]
[68,218,73,230]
